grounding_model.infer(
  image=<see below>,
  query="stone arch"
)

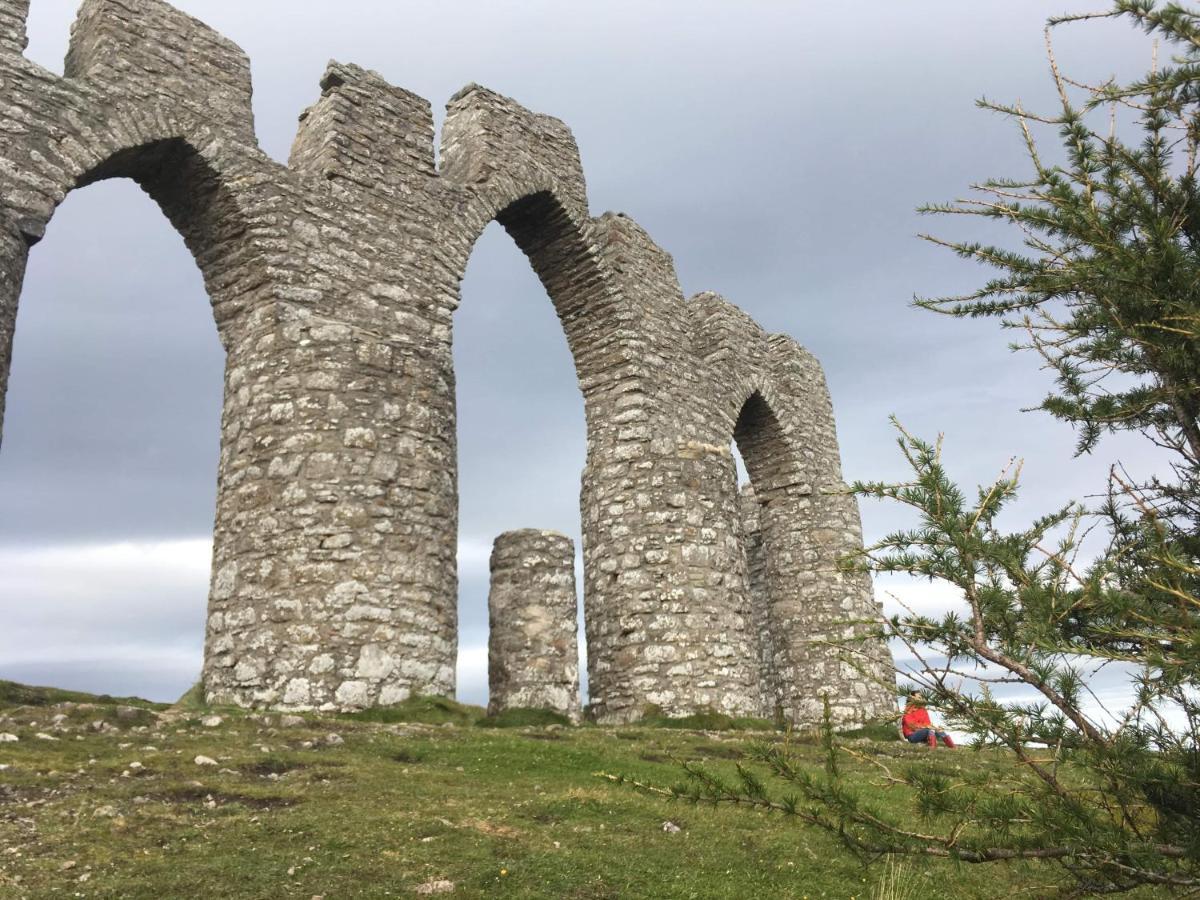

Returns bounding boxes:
[731,343,895,725]
[686,286,896,724]
[435,84,682,719]
[438,84,633,438]
[0,0,268,447]
[444,184,617,720]
[0,136,261,700]
[454,188,620,433]
[729,387,796,714]
[734,387,803,496]
[0,115,266,445]
[74,138,258,341]
[450,203,593,714]
[0,174,222,695]
[2,0,896,720]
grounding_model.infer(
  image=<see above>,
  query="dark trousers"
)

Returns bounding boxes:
[906,728,950,744]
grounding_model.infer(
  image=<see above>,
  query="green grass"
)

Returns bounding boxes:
[340,693,483,726]
[475,708,573,729]
[836,721,905,743]
[342,696,574,730]
[0,684,1169,898]
[0,678,166,710]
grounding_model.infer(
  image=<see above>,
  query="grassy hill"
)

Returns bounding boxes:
[0,681,1161,898]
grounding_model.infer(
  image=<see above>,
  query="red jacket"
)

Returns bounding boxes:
[902,704,931,737]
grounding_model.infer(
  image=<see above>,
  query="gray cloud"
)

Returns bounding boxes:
[0,1,1168,710]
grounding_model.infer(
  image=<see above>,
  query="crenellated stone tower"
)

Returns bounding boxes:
[0,0,895,725]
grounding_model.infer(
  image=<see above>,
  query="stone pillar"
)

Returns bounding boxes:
[583,439,764,722]
[487,529,581,720]
[201,298,459,712]
[739,483,778,717]
[0,217,29,449]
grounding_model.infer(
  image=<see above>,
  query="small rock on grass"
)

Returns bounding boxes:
[194,755,219,767]
[200,715,223,728]
[324,733,344,746]
[414,879,455,895]
[0,733,17,742]
[662,821,682,833]
[280,715,305,728]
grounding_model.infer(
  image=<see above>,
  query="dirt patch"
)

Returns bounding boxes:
[460,817,522,838]
[689,743,743,760]
[638,751,672,764]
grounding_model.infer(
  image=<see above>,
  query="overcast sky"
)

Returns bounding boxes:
[0,1,1165,713]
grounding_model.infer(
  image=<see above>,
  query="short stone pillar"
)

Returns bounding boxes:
[487,529,581,721]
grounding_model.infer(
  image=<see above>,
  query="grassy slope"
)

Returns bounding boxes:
[0,683,1165,899]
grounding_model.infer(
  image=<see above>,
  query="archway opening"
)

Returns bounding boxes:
[453,219,587,710]
[731,390,791,715]
[0,178,224,701]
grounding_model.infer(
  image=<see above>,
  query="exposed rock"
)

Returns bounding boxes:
[413,880,455,895]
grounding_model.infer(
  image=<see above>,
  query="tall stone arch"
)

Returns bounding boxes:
[684,292,896,724]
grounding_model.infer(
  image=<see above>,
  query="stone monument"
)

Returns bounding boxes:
[0,0,895,724]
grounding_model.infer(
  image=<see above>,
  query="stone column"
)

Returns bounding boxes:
[487,529,581,720]
[201,299,459,712]
[739,483,778,717]
[0,217,29,449]
[583,439,764,722]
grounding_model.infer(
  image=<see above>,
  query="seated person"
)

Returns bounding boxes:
[901,691,956,748]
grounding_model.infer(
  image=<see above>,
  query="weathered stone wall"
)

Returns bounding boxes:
[487,530,581,720]
[739,484,777,717]
[0,0,894,725]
